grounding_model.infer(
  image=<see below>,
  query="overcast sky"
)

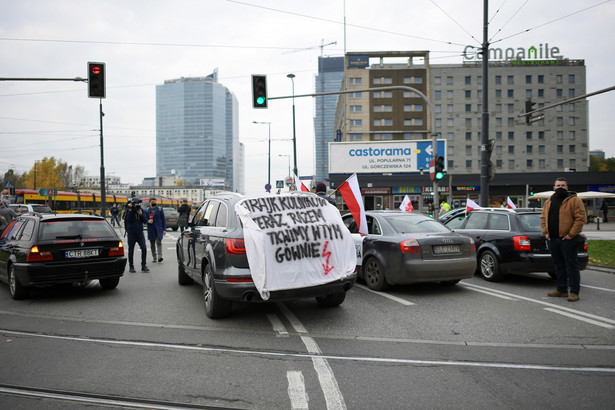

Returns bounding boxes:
[1,0,613,194]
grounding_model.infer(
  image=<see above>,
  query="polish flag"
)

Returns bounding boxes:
[399,195,414,213]
[506,196,517,209]
[293,173,309,192]
[338,173,368,236]
[466,198,482,213]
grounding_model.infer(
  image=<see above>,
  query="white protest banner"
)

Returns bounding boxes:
[234,192,356,300]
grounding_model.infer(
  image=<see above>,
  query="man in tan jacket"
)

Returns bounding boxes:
[541,177,586,302]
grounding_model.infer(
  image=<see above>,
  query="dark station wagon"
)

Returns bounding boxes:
[0,213,126,299]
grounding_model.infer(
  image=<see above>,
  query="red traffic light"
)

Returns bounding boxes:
[91,66,101,75]
[87,62,105,99]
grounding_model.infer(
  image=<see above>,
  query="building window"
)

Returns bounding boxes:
[508,145,514,154]
[495,75,502,84]
[508,131,515,140]
[507,89,514,98]
[447,132,454,140]
[569,130,576,139]
[496,146,503,155]
[435,118,442,127]
[556,89,563,97]
[556,104,563,112]
[435,90,441,100]
[465,118,472,126]
[556,117,563,126]
[447,118,454,127]
[568,89,575,97]
[495,89,502,98]
[538,89,544,97]
[373,77,392,85]
[434,76,441,85]
[403,104,422,112]
[569,144,576,153]
[568,103,575,112]
[557,145,563,153]
[350,119,362,126]
[446,104,453,113]
[527,145,533,154]
[466,145,472,155]
[509,159,515,169]
[525,75,532,84]
[466,160,472,168]
[435,104,442,113]
[569,117,575,125]
[507,75,514,84]
[508,117,514,127]
[373,119,393,126]
[373,133,393,140]
[556,75,563,84]
[447,90,454,99]
[557,159,564,168]
[496,131,502,140]
[495,104,502,112]
[538,131,544,139]
[495,118,502,127]
[350,105,362,112]
[527,159,533,168]
[465,132,472,140]
[557,131,563,140]
[526,89,532,98]
[404,118,423,126]
[349,77,362,85]
[507,103,514,113]
[526,131,532,139]
[539,145,545,154]
[570,159,576,168]
[350,92,362,98]
[539,159,545,168]
[349,133,362,140]
[465,104,472,112]
[496,159,503,168]
[465,76,471,84]
[478,90,483,99]
[569,74,575,84]
[447,76,454,85]
[538,75,544,84]
[465,90,471,99]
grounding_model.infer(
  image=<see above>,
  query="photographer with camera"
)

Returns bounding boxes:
[124,197,150,273]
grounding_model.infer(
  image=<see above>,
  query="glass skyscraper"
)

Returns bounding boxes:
[313,56,345,184]
[156,71,242,192]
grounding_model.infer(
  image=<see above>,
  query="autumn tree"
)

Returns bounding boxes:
[21,157,76,191]
[590,155,615,172]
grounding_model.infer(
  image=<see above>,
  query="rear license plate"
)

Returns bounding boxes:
[433,245,460,254]
[65,249,100,258]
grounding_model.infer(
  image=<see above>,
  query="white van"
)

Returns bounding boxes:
[9,204,53,214]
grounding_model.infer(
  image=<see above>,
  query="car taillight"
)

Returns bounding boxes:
[582,235,588,251]
[109,241,124,256]
[399,239,420,254]
[226,277,254,282]
[513,235,531,251]
[225,238,246,255]
[27,246,53,262]
[469,237,476,252]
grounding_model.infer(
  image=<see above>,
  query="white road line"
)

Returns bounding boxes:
[461,282,615,327]
[462,286,518,300]
[544,308,615,329]
[3,329,614,373]
[583,284,615,293]
[355,284,415,305]
[277,303,347,410]
[267,313,289,337]
[287,371,309,410]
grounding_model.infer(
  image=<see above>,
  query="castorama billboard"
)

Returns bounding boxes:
[329,140,446,174]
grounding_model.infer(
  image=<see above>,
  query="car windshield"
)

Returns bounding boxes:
[385,215,451,233]
[40,219,116,240]
[517,213,543,232]
[31,205,52,213]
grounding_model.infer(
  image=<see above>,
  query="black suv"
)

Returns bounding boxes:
[0,213,126,299]
[176,193,356,319]
[443,208,588,281]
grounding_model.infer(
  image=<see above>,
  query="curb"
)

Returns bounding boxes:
[587,264,615,274]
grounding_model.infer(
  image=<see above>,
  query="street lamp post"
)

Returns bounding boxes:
[287,73,298,177]
[253,121,271,192]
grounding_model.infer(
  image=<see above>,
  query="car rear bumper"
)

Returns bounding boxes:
[387,257,477,285]
[500,252,589,274]
[214,270,357,302]
[14,257,126,286]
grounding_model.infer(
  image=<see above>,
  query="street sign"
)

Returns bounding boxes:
[265,183,272,192]
[38,188,57,197]
[276,180,284,189]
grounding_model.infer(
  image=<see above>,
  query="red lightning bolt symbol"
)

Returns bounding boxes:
[322,240,334,275]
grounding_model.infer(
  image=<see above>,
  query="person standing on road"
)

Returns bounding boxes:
[123,198,149,273]
[144,197,166,263]
[0,200,18,232]
[541,177,586,302]
[177,199,191,233]
[600,200,609,223]
[110,203,121,227]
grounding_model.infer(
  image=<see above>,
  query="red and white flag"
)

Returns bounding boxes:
[338,173,368,236]
[293,173,309,192]
[466,198,482,213]
[399,195,414,213]
[506,196,517,209]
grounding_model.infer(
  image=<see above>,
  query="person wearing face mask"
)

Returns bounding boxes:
[144,197,167,263]
[541,177,586,302]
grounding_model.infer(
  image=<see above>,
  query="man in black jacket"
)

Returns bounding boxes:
[124,198,150,273]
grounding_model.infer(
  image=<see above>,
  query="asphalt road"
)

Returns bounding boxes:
[0,228,613,409]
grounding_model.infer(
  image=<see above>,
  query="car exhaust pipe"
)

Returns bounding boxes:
[243,291,258,302]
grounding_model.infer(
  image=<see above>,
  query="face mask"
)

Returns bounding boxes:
[554,187,567,197]
[151,203,157,207]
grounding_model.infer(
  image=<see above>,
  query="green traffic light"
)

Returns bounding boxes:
[256,96,265,105]
[435,171,445,180]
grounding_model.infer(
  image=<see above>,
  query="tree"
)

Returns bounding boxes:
[590,155,615,172]
[2,168,25,190]
[22,157,68,190]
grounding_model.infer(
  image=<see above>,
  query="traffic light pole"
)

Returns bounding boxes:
[99,99,106,218]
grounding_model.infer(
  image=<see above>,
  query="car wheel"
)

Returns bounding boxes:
[440,279,461,286]
[8,264,28,300]
[315,291,347,307]
[99,277,120,289]
[178,260,194,285]
[203,263,232,319]
[479,250,504,282]
[364,257,389,291]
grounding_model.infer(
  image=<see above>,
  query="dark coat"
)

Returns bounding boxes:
[124,209,147,235]
[144,206,166,240]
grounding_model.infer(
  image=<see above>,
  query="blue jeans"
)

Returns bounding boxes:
[548,236,581,295]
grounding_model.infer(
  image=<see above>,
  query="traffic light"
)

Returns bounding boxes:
[251,74,267,108]
[487,160,496,182]
[434,156,445,180]
[529,186,534,196]
[88,62,106,99]
[525,99,535,125]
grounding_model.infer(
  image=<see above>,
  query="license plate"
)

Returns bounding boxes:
[433,245,460,254]
[65,249,100,258]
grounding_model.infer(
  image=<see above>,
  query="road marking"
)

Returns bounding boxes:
[461,282,615,328]
[583,284,615,293]
[543,308,614,329]
[462,286,518,300]
[287,371,309,410]
[2,329,614,374]
[277,303,347,410]
[267,313,289,337]
[355,284,415,305]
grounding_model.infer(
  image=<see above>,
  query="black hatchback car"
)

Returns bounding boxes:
[0,213,126,299]
[443,208,588,281]
[176,192,356,319]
